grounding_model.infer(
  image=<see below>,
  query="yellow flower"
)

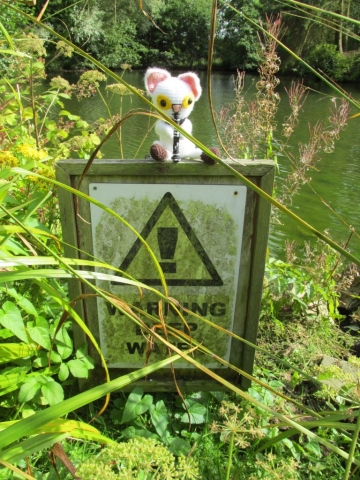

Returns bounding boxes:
[0,151,18,168]
[28,166,55,191]
[15,144,48,161]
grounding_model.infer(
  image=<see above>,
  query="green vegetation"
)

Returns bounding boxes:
[0,0,357,79]
[0,1,359,480]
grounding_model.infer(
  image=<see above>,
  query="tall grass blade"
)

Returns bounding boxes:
[277,0,360,28]
[0,353,183,450]
[1,433,69,464]
[0,21,16,50]
[0,344,36,364]
[0,459,36,480]
[344,407,360,479]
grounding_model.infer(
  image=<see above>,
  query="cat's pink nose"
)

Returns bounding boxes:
[172,104,182,113]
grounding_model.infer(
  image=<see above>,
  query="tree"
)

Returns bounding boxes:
[0,0,33,36]
[278,0,360,77]
[33,0,151,69]
[140,0,212,68]
[214,0,276,70]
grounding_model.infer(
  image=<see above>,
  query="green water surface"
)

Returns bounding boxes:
[60,70,360,260]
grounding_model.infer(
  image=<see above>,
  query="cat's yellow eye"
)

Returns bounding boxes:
[157,95,171,110]
[182,95,194,108]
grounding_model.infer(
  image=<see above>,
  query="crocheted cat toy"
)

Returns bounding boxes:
[144,68,220,164]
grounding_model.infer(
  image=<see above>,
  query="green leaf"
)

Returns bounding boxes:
[32,61,45,71]
[7,288,38,317]
[36,316,50,330]
[56,130,68,139]
[0,181,11,205]
[0,49,26,57]
[167,437,191,456]
[150,400,169,439]
[44,119,57,130]
[23,106,33,119]
[0,21,16,50]
[0,302,27,342]
[59,110,80,121]
[76,120,89,129]
[305,440,322,458]
[1,433,68,465]
[0,236,28,255]
[49,350,62,364]
[4,113,17,125]
[19,377,41,403]
[75,344,94,370]
[121,387,153,424]
[46,130,58,141]
[32,352,49,368]
[0,329,14,340]
[121,426,159,440]
[28,325,51,350]
[67,359,89,378]
[89,133,101,145]
[41,380,64,406]
[180,400,207,424]
[58,363,69,382]
[283,437,302,460]
[54,325,73,360]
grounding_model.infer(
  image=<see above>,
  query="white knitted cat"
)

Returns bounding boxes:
[144,68,219,164]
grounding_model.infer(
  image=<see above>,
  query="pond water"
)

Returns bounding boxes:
[60,70,360,260]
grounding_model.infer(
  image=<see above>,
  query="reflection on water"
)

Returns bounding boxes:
[60,70,360,259]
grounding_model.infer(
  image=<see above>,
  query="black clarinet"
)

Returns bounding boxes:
[172,111,181,163]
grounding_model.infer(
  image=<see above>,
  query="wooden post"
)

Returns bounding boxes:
[56,159,275,392]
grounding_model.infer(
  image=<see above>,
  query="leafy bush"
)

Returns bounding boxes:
[92,20,145,68]
[307,43,353,82]
[0,290,94,410]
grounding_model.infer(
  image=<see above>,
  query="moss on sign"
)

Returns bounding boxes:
[90,183,246,368]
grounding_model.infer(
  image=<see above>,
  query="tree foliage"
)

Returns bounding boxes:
[130,0,213,69]
[215,0,268,70]
[0,0,359,80]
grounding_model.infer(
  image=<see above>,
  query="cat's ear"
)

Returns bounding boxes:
[144,68,171,94]
[178,72,202,101]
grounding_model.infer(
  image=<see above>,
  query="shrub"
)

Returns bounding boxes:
[307,43,353,81]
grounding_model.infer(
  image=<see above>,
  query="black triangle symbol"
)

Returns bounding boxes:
[113,192,223,286]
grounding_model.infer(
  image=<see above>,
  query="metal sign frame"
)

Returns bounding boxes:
[56,159,275,391]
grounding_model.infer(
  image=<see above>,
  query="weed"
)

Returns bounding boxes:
[259,244,354,379]
[218,15,349,212]
[76,437,200,479]
[218,16,282,160]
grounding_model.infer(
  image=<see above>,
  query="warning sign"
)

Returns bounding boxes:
[116,192,223,286]
[90,183,246,368]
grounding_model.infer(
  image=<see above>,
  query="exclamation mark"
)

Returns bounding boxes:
[157,227,178,273]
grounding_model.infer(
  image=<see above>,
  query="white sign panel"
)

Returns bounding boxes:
[90,183,246,368]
